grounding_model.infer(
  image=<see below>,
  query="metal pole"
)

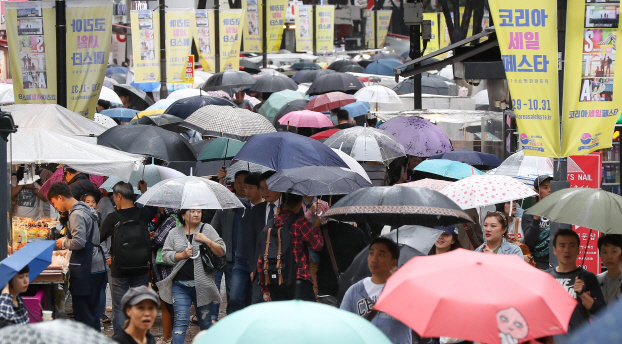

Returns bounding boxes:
[215,0,220,72]
[0,138,7,260]
[374,10,377,49]
[312,4,317,56]
[262,0,268,68]
[159,0,168,99]
[55,0,67,108]
[409,22,422,109]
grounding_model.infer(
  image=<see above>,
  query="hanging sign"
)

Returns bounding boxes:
[315,5,334,52]
[295,5,313,52]
[130,9,160,83]
[220,9,245,71]
[242,0,261,52]
[375,10,391,49]
[194,9,215,73]
[165,8,195,83]
[185,55,194,83]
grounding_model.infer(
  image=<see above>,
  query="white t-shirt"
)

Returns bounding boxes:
[506,217,524,243]
[363,277,385,302]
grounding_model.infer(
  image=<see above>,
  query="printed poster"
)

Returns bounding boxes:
[165,9,195,83]
[315,5,334,52]
[242,0,261,52]
[375,10,391,49]
[194,9,216,73]
[295,5,313,52]
[130,10,160,83]
[365,11,375,49]
[220,9,245,71]
[266,0,288,53]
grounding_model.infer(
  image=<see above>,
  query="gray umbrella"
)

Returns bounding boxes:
[180,105,276,141]
[393,75,458,95]
[298,69,336,84]
[113,84,155,110]
[224,160,274,182]
[248,74,297,93]
[0,319,116,344]
[202,70,256,94]
[267,166,372,196]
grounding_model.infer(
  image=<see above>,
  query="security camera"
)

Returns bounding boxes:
[467,79,481,86]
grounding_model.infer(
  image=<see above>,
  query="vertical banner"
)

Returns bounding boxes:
[220,9,245,71]
[6,1,57,104]
[423,13,439,54]
[267,0,288,52]
[561,0,621,156]
[365,11,375,49]
[242,0,261,52]
[375,10,391,48]
[110,34,127,65]
[489,1,561,157]
[295,5,313,52]
[130,9,160,83]
[66,0,113,118]
[165,9,195,84]
[315,5,334,52]
[194,9,216,73]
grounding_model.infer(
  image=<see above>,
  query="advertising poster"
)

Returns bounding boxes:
[266,0,288,53]
[130,9,160,83]
[165,9,195,83]
[561,0,620,157]
[315,5,334,52]
[422,12,439,55]
[242,0,261,52]
[295,5,313,52]
[489,0,561,157]
[365,11,375,49]
[194,9,216,73]
[375,10,391,48]
[110,34,127,65]
[220,9,245,71]
[6,1,57,104]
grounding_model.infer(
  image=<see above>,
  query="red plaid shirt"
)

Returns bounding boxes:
[257,210,324,293]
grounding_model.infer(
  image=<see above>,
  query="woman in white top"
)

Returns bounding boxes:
[495,201,523,243]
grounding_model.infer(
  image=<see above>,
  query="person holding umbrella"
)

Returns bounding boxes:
[0,265,30,328]
[475,212,524,258]
[522,175,553,270]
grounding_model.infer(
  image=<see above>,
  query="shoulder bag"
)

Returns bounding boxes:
[198,224,227,274]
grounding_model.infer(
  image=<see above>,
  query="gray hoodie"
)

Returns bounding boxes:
[63,202,106,273]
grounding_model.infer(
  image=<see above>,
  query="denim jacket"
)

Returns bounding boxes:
[475,241,524,259]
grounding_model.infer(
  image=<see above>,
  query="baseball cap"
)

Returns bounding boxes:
[121,286,159,310]
[533,175,553,191]
[435,224,458,235]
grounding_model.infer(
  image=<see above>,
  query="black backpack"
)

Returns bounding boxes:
[112,212,151,274]
[259,213,301,289]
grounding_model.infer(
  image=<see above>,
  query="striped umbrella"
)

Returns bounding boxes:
[180,105,276,141]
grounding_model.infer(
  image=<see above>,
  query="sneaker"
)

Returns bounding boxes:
[102,314,111,323]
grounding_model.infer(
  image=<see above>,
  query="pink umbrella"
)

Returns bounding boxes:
[441,175,537,209]
[39,168,106,197]
[402,178,453,192]
[304,91,356,112]
[278,110,334,128]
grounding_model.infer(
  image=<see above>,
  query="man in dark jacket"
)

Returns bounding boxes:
[64,167,100,201]
[522,175,553,270]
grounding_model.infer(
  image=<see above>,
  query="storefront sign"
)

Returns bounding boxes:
[130,9,160,83]
[194,9,215,73]
[220,9,244,71]
[294,5,312,52]
[165,8,195,83]
[315,5,334,52]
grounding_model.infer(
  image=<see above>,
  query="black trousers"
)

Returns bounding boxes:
[72,272,107,332]
[268,280,315,302]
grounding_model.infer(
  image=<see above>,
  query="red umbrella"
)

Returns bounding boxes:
[374,249,576,344]
[304,91,357,112]
[310,128,341,141]
[278,110,334,128]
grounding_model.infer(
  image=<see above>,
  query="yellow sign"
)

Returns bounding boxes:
[185,56,195,83]
[376,10,391,48]
[561,0,621,156]
[315,5,334,52]
[165,9,195,83]
[220,9,245,71]
[295,5,313,52]
[423,13,439,55]
[489,0,561,157]
[131,10,160,83]
[267,0,288,52]
[194,9,216,73]
[6,1,57,104]
[365,11,375,49]
[242,0,261,53]
[242,0,287,53]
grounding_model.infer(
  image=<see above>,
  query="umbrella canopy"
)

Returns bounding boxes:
[164,95,236,120]
[278,110,334,128]
[525,188,622,234]
[181,105,276,141]
[291,69,313,84]
[106,65,129,76]
[103,76,119,87]
[137,176,243,209]
[429,149,502,168]
[363,59,403,76]
[324,186,472,227]
[38,168,106,197]
[239,59,261,74]
[99,86,123,104]
[0,241,54,288]
[354,85,401,104]
[402,178,453,192]
[338,65,365,73]
[146,98,176,111]
[566,291,622,344]
[298,69,336,84]
[100,108,140,123]
[272,99,309,127]
[393,75,458,95]
[441,175,537,209]
[109,73,128,84]
[100,164,185,193]
[98,124,197,162]
[233,132,349,170]
[113,84,155,110]
[324,126,406,165]
[310,128,341,141]
[341,100,370,118]
[0,319,117,344]
[306,73,365,96]
[194,300,392,344]
[93,113,118,128]
[167,88,230,100]
[304,91,357,112]
[130,81,161,92]
[492,151,554,186]
[129,113,182,129]
[202,70,256,94]
[224,160,274,182]
[414,159,484,180]
[267,166,372,195]
[248,74,297,93]
[375,249,576,343]
[291,62,321,70]
[258,69,286,77]
[258,90,308,122]
[327,60,359,71]
[331,147,371,183]
[198,138,245,162]
[372,52,403,61]
[378,116,453,157]
[133,109,165,120]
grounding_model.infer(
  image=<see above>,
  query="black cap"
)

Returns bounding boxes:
[121,286,159,311]
[534,175,553,191]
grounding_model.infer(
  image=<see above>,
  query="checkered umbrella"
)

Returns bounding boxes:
[180,105,276,141]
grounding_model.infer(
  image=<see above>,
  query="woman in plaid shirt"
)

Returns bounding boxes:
[0,265,30,328]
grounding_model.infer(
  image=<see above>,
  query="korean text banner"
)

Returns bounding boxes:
[131,10,160,83]
[242,0,261,52]
[489,0,561,157]
[194,9,215,73]
[365,11,375,49]
[295,5,313,52]
[6,1,57,104]
[220,9,245,71]
[376,10,391,48]
[561,0,621,157]
[166,9,195,83]
[66,0,112,118]
[315,5,334,52]
[267,0,288,53]
[423,13,439,54]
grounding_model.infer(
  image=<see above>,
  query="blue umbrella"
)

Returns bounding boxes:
[566,297,622,344]
[146,99,176,111]
[106,66,129,76]
[363,59,403,76]
[291,69,313,84]
[0,241,55,288]
[428,149,502,168]
[100,108,140,123]
[414,159,484,180]
[341,100,370,118]
[233,132,348,170]
[131,81,161,92]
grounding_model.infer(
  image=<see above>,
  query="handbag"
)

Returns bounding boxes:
[198,224,227,274]
[510,218,537,267]
[155,247,174,266]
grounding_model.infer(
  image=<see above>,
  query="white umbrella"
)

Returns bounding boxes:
[331,148,371,183]
[441,175,537,210]
[100,164,185,192]
[491,151,553,187]
[166,88,227,100]
[136,176,243,209]
[99,86,123,104]
[194,70,213,81]
[0,84,14,105]
[354,85,402,104]
[93,113,118,128]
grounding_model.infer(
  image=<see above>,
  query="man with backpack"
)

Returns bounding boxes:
[100,181,157,334]
[257,193,324,302]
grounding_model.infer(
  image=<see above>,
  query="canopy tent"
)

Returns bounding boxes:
[11,128,143,181]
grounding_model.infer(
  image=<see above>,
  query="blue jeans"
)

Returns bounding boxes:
[228,263,251,314]
[208,263,233,320]
[112,273,149,334]
[172,281,212,344]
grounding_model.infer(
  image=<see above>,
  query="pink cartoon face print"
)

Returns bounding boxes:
[497,307,529,341]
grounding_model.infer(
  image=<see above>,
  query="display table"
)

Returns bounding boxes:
[30,269,67,320]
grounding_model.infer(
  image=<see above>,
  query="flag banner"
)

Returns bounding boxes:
[315,5,334,52]
[194,9,216,73]
[266,0,288,52]
[375,10,391,48]
[242,0,261,52]
[365,11,375,49]
[220,9,245,71]
[295,5,313,52]
[165,8,195,83]
[131,9,160,83]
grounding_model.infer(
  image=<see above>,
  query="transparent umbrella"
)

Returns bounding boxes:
[136,176,243,209]
[492,151,553,187]
[353,85,401,112]
[324,126,406,165]
[224,160,274,183]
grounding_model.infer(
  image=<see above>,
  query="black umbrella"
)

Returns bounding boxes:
[202,70,256,94]
[248,74,297,93]
[298,69,336,84]
[306,73,365,96]
[98,124,197,162]
[372,53,404,61]
[327,60,359,71]
[239,59,261,74]
[109,73,128,84]
[292,70,313,84]
[291,62,321,70]
[337,225,443,300]
[393,76,458,95]
[113,84,155,111]
[164,95,236,119]
[129,113,184,133]
[273,99,309,128]
[324,186,473,227]
[357,60,374,68]
[266,166,372,196]
[338,65,365,73]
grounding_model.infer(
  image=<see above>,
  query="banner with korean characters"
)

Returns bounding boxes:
[194,9,216,73]
[130,9,160,83]
[375,10,391,49]
[165,8,195,83]
[295,5,313,52]
[220,9,245,71]
[5,1,57,104]
[489,0,561,157]
[266,0,288,53]
[561,0,621,157]
[242,0,287,53]
[242,0,261,52]
[365,10,375,49]
[315,5,334,52]
[66,0,112,118]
